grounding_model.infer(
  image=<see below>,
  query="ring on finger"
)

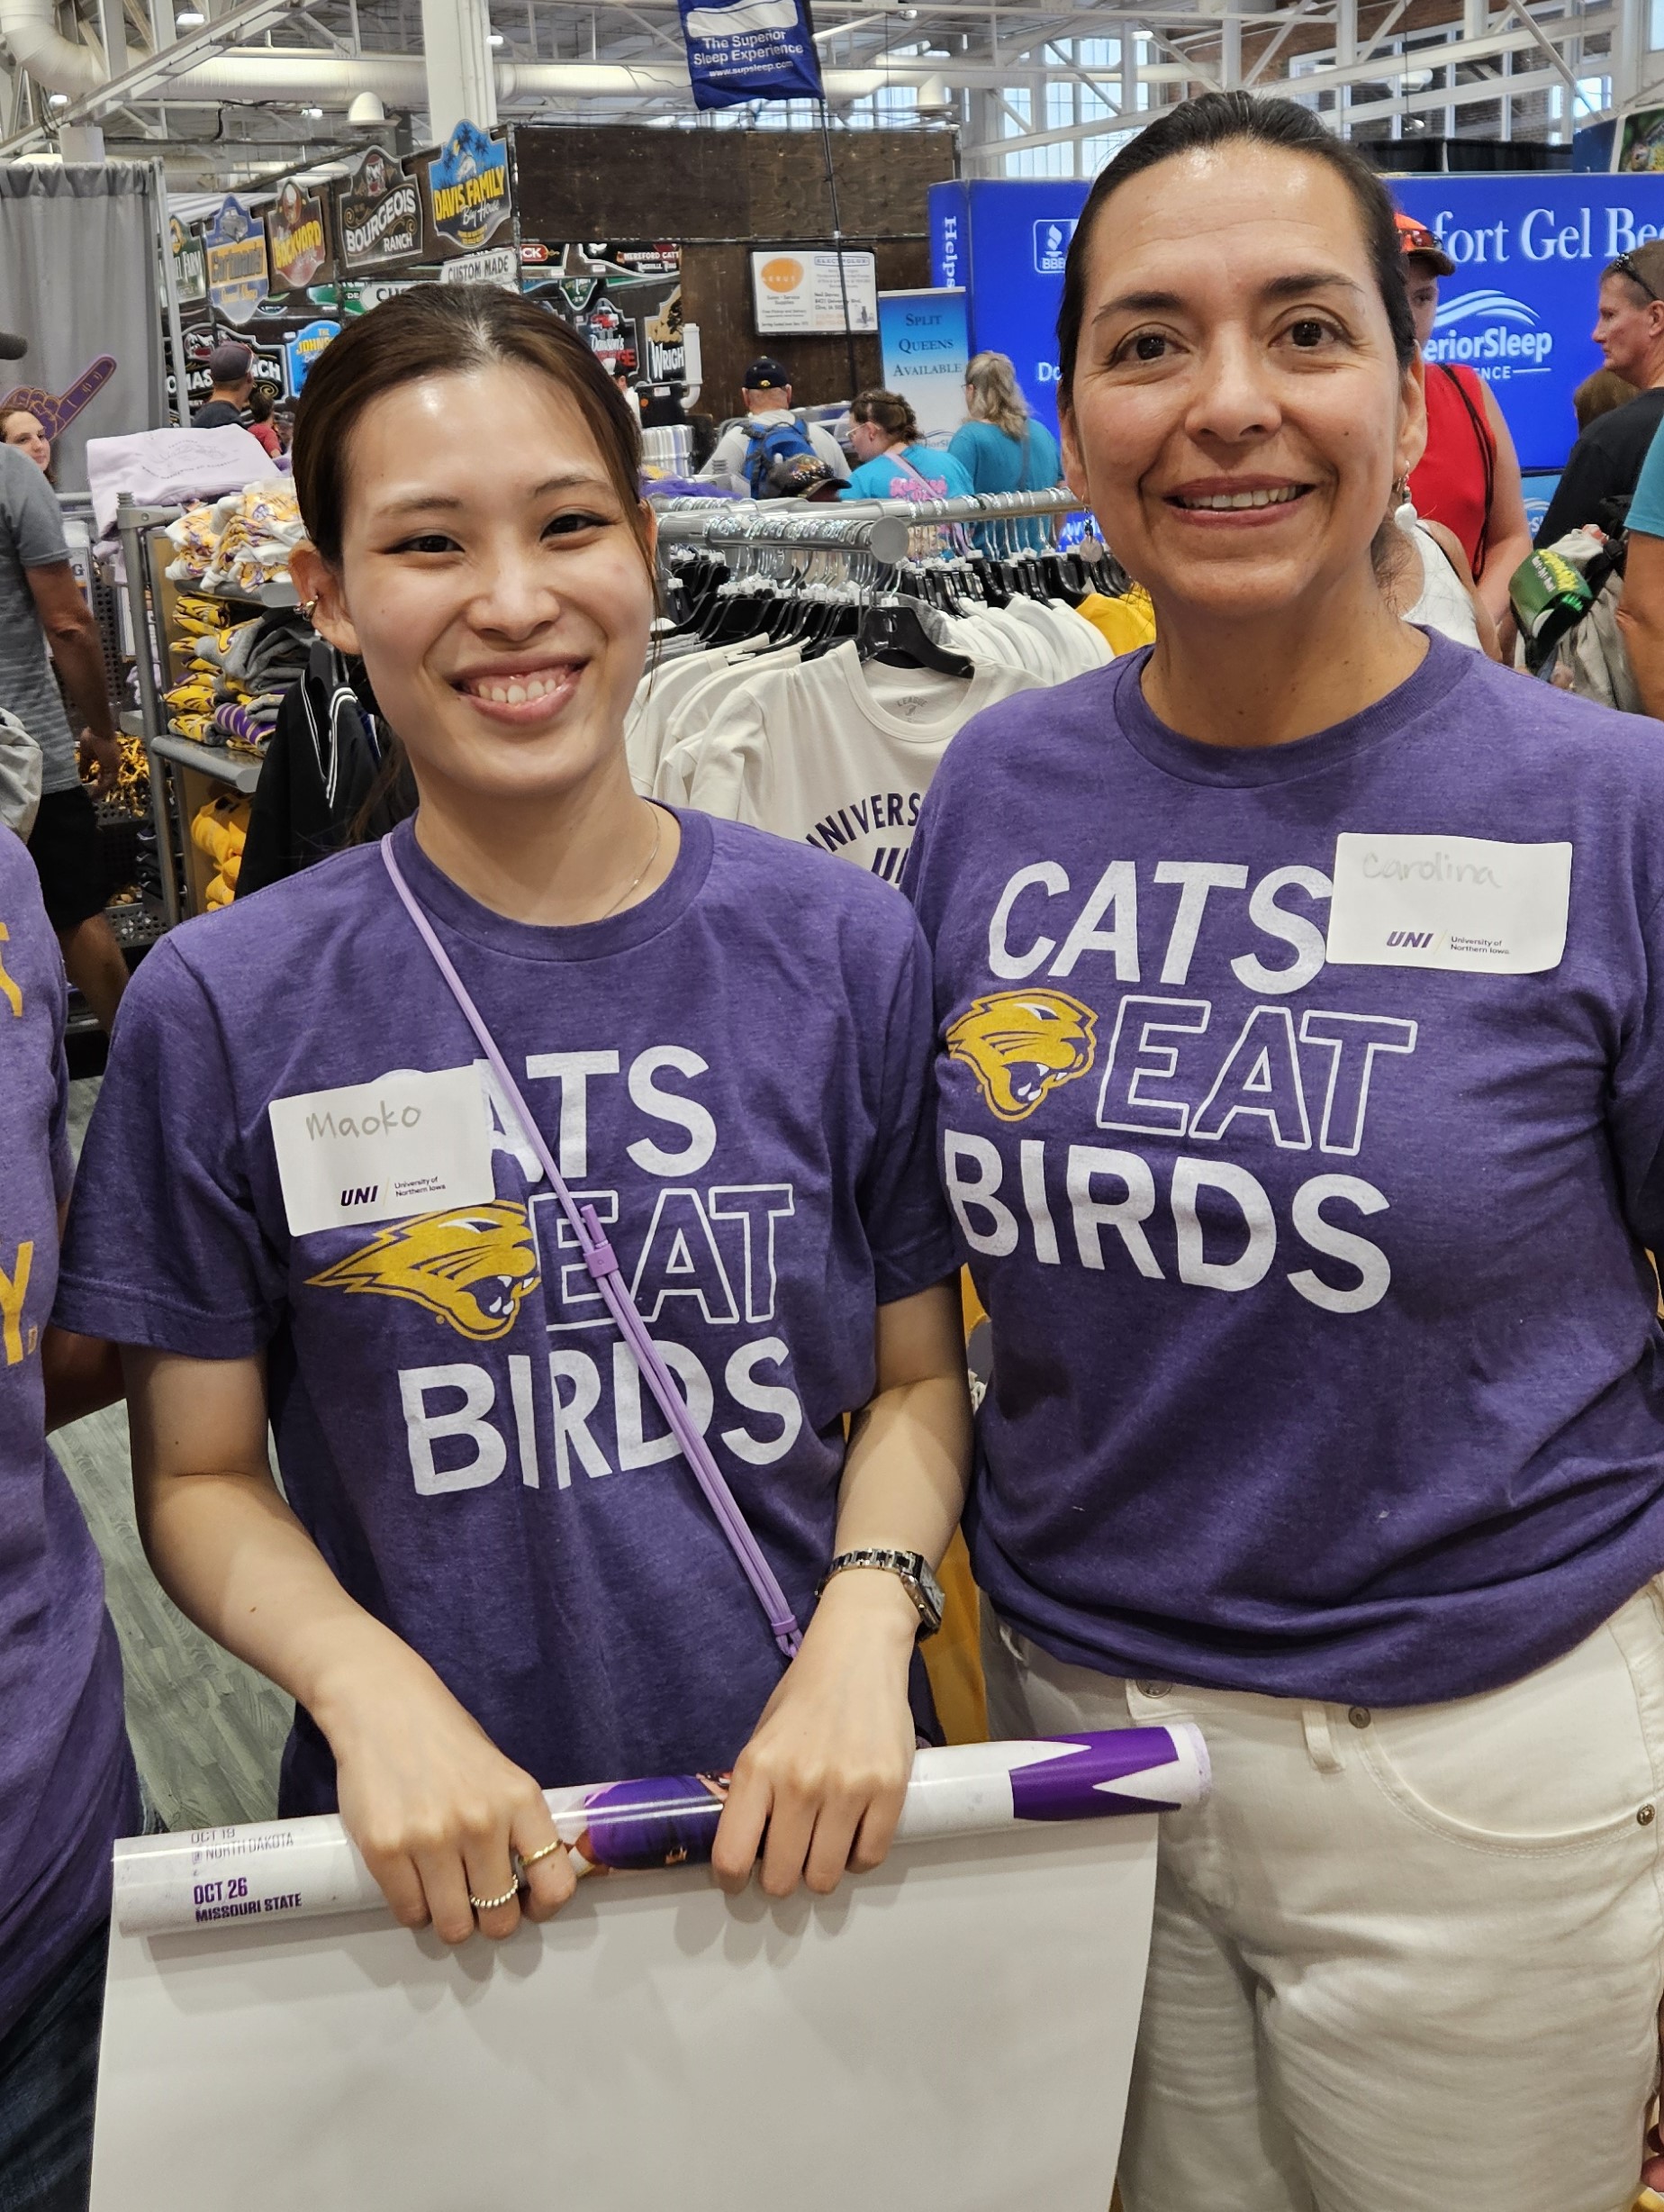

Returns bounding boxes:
[467,1882,520,1913]
[516,1839,564,1871]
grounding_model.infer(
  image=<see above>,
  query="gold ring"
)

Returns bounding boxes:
[517,1839,564,1870]
[467,1883,520,1913]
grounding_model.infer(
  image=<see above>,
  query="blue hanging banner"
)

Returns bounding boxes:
[676,0,823,110]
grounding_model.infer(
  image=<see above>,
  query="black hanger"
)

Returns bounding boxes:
[858,597,975,678]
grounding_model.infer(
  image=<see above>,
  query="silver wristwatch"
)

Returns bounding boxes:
[817,1548,945,1639]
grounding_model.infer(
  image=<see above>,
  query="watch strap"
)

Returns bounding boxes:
[817,1548,944,1638]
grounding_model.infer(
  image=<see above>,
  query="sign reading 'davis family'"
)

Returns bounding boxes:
[751,249,877,335]
[424,120,511,256]
[266,182,329,294]
[203,195,270,327]
[676,0,823,108]
[338,148,422,269]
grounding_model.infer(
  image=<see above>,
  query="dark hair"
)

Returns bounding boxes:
[293,284,647,570]
[850,387,919,446]
[1573,365,1639,431]
[1056,92,1416,405]
[1602,239,1664,302]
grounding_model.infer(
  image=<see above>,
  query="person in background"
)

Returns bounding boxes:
[840,390,973,503]
[1614,413,1664,717]
[1397,215,1531,633]
[0,443,127,1031]
[1535,240,1664,546]
[193,342,256,430]
[1573,366,1639,435]
[948,352,1062,495]
[0,827,136,2209]
[909,88,1664,2212]
[699,357,850,485]
[246,386,284,461]
[0,407,53,485]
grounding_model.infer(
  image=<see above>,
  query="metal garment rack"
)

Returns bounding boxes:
[658,486,1098,569]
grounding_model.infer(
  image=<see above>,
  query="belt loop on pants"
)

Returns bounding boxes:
[1301,1701,1343,1774]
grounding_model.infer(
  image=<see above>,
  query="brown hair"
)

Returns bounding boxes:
[1057,92,1415,409]
[1573,366,1640,432]
[292,284,648,571]
[1603,240,1664,304]
[850,387,919,448]
[0,407,53,485]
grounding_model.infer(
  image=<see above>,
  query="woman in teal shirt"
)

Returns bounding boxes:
[840,390,975,503]
[948,352,1062,495]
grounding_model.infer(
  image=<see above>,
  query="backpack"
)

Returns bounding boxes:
[743,416,823,499]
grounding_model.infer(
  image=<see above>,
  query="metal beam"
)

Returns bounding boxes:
[44,0,313,121]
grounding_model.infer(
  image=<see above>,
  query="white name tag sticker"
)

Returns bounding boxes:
[1326,833,1572,975]
[268,1066,495,1239]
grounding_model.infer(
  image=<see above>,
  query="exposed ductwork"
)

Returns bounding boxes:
[0,0,1000,113]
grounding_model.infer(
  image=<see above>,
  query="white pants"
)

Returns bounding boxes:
[981,1586,1664,2212]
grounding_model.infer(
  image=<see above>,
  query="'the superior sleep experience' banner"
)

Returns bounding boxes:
[676,0,824,109]
[879,287,970,441]
[930,173,1664,471]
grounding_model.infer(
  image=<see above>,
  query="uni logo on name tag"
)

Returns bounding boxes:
[267,1065,497,1240]
[1325,832,1572,976]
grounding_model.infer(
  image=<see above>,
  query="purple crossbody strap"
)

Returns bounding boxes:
[380,835,804,1660]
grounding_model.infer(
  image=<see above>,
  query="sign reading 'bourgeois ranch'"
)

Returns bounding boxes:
[339,149,422,270]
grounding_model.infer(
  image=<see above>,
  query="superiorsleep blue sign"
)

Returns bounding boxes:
[1393,175,1664,468]
[933,174,1664,474]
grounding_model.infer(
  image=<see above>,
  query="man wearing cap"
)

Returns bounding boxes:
[699,357,850,486]
[1536,240,1664,548]
[1398,213,1533,631]
[193,342,256,430]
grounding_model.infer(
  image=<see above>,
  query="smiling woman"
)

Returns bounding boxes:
[56,286,973,1954]
[902,93,1664,2212]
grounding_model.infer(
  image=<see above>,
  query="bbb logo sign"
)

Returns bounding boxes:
[1032,219,1076,275]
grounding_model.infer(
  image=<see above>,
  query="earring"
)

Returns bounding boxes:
[1391,476,1409,509]
[300,596,319,620]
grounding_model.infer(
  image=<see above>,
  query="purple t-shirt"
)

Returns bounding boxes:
[904,631,1664,1707]
[0,831,135,2043]
[59,811,953,1811]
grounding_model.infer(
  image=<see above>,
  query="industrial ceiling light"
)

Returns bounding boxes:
[487,29,504,43]
[301,103,323,115]
[176,7,205,24]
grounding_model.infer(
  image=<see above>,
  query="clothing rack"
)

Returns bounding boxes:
[661,486,1097,570]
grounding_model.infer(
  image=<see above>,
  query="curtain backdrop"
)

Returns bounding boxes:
[0,163,167,492]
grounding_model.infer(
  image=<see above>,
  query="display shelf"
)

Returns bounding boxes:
[172,576,300,611]
[150,730,263,796]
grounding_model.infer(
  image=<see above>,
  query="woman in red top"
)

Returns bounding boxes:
[1398,214,1532,635]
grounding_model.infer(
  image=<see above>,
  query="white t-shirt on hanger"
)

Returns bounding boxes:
[685,640,1041,881]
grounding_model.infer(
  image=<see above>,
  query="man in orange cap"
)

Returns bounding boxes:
[1397,212,1532,633]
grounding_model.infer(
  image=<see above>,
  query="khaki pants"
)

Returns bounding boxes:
[982,1585,1664,2212]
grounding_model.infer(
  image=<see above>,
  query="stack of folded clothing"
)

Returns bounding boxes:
[164,478,305,596]
[191,792,250,911]
[166,607,313,761]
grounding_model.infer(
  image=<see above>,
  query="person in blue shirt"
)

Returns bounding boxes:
[839,390,974,503]
[947,352,1062,496]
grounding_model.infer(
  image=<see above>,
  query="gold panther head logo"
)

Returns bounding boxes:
[307,1200,540,1342]
[945,989,1098,1121]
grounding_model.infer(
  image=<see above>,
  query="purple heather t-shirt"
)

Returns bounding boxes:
[905,630,1664,1707]
[59,810,953,1812]
[0,831,136,2044]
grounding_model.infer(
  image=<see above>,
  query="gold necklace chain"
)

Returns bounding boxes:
[595,804,663,923]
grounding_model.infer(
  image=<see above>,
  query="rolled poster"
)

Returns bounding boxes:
[114,1725,1207,1937]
